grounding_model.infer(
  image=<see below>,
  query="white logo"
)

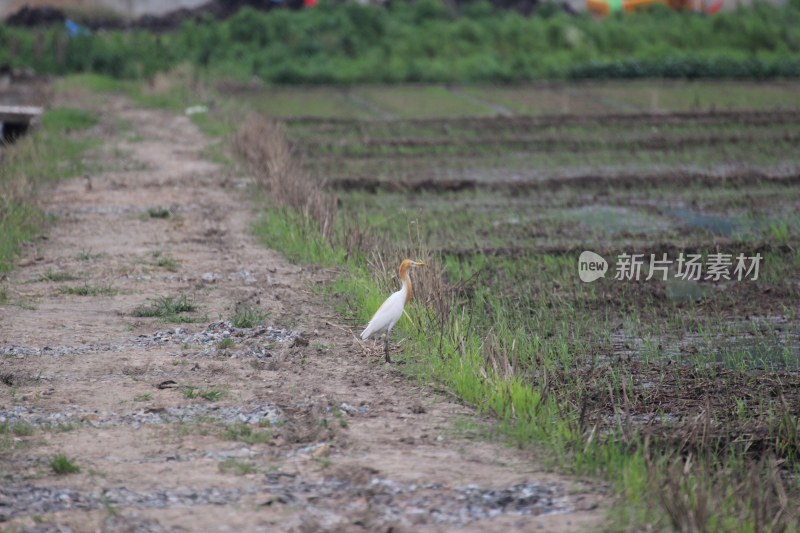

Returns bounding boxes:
[578,251,608,283]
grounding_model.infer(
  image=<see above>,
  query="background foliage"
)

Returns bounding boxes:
[1,0,800,82]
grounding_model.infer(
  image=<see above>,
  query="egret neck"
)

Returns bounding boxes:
[399,261,413,304]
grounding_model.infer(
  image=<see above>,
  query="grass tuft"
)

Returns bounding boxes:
[147,207,172,219]
[75,249,102,261]
[38,269,79,282]
[230,304,267,329]
[216,338,235,350]
[60,285,116,296]
[132,295,196,321]
[222,423,271,445]
[50,454,80,475]
[152,256,180,271]
[182,387,226,402]
[218,459,255,475]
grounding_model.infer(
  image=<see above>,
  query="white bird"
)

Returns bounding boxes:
[361,259,426,363]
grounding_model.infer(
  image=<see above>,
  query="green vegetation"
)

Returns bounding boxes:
[222,423,271,445]
[133,393,153,402]
[59,285,117,296]
[218,459,256,475]
[182,387,226,401]
[0,107,97,272]
[151,253,180,272]
[3,1,800,82]
[233,80,800,529]
[230,304,267,329]
[147,207,172,219]
[75,249,102,261]
[254,209,347,266]
[6,422,35,437]
[216,338,235,350]
[131,295,197,322]
[49,453,81,475]
[41,107,97,131]
[38,269,79,282]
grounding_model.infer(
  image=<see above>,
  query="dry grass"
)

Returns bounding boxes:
[651,454,795,531]
[234,117,337,240]
[234,115,453,317]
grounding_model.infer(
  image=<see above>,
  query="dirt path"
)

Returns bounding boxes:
[0,95,605,532]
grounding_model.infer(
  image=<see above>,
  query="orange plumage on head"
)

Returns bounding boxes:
[399,259,413,304]
[399,259,426,304]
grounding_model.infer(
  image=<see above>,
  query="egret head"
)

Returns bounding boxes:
[399,259,426,276]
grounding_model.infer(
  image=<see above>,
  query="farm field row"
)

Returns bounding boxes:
[245,81,800,527]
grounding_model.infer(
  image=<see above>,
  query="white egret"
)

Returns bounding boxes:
[361,259,426,363]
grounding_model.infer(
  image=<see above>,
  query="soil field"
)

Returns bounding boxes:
[252,82,800,527]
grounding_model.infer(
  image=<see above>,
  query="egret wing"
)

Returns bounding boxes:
[361,289,405,340]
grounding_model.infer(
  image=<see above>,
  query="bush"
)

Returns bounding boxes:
[2,0,800,82]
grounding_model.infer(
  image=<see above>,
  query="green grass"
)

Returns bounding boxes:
[133,393,153,402]
[332,408,348,429]
[41,107,97,131]
[216,338,235,350]
[75,249,102,261]
[5,422,35,437]
[218,459,256,475]
[49,454,80,475]
[253,208,348,267]
[241,87,370,119]
[151,255,180,272]
[147,207,172,219]
[222,423,271,445]
[253,177,800,529]
[56,73,128,94]
[131,295,197,322]
[230,304,267,329]
[60,285,117,296]
[0,106,99,273]
[41,423,77,433]
[182,387,226,402]
[354,86,495,118]
[38,269,79,282]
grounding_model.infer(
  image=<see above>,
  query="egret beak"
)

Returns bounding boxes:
[414,261,427,267]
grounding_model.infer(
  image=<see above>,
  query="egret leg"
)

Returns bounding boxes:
[384,331,391,363]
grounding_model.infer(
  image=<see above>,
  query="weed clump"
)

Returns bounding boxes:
[147,207,172,219]
[182,387,226,402]
[132,295,196,321]
[50,454,80,475]
[230,304,266,329]
[222,423,271,445]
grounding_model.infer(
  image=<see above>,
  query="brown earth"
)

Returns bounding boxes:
[327,171,800,194]
[283,109,800,128]
[0,93,606,531]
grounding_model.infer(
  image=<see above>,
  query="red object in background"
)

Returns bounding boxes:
[704,0,724,14]
[304,0,317,7]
